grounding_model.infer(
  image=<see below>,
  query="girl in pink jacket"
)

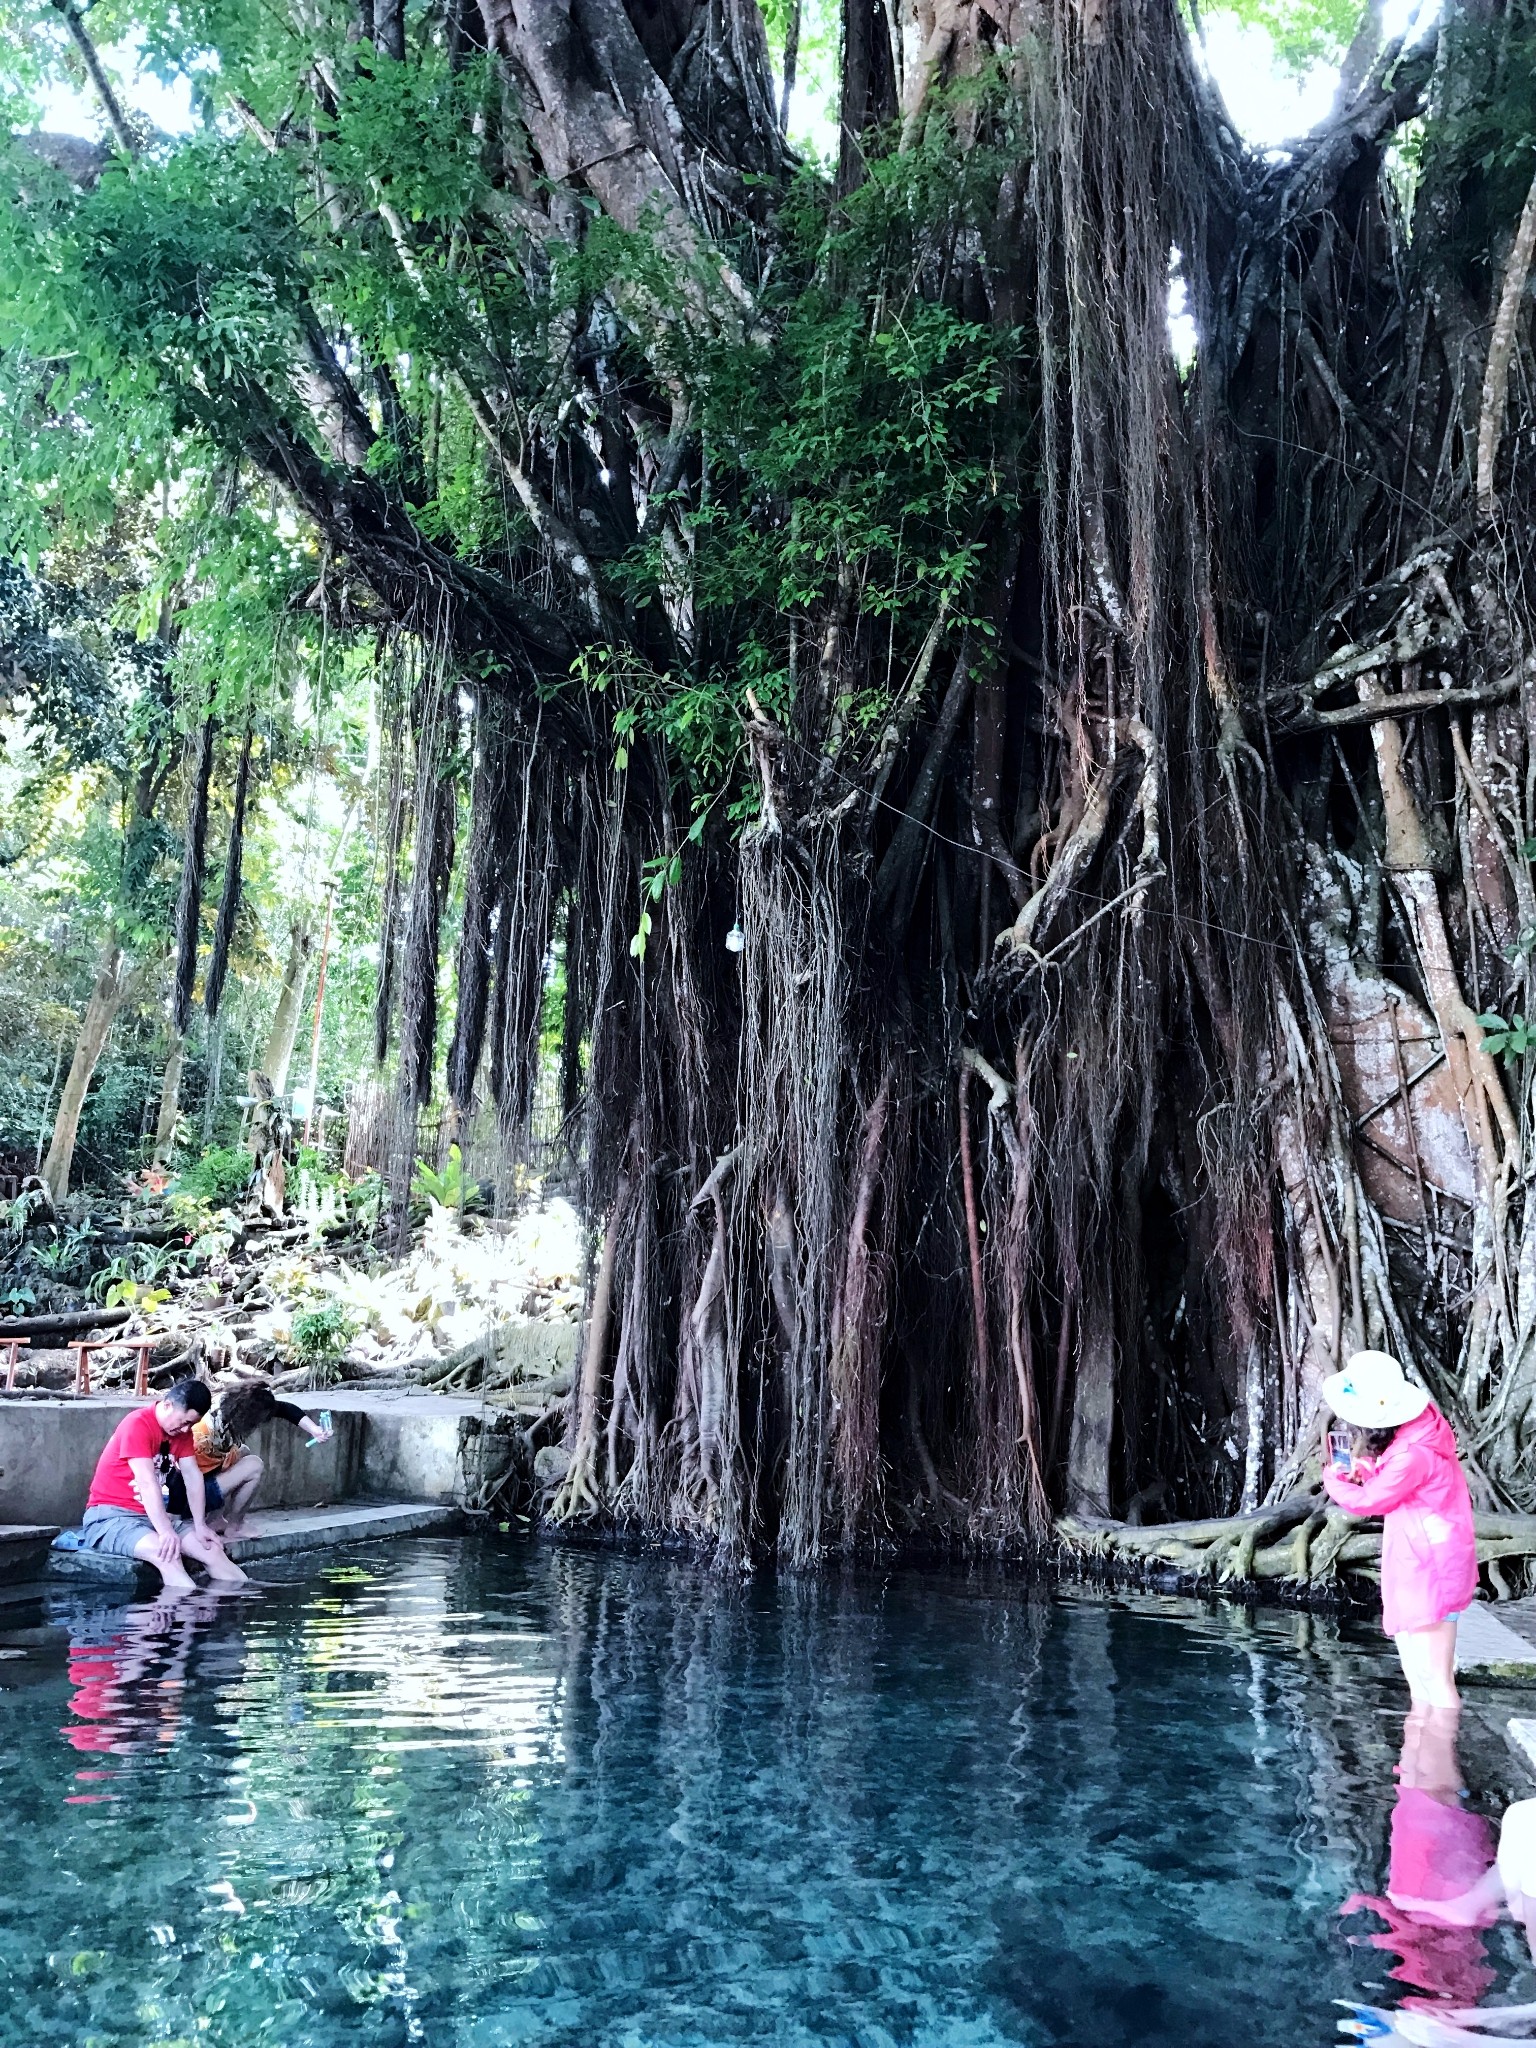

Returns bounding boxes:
[1321,1349,1478,1710]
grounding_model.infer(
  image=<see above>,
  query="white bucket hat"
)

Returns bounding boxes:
[1321,1349,1430,1429]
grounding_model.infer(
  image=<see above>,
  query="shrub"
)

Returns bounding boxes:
[290,1301,356,1385]
[174,1146,251,1206]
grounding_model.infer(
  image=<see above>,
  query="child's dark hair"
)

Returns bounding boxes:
[218,1384,278,1439]
[1352,1423,1398,1459]
[167,1378,212,1418]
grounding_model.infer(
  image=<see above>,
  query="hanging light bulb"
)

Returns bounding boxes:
[724,921,746,954]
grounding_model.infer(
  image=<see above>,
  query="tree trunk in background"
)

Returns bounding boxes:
[151,1029,186,1169]
[41,941,127,1202]
[260,922,312,1093]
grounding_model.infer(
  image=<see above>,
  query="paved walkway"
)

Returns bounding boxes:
[1488,1598,1536,1650]
[1457,1602,1536,1678]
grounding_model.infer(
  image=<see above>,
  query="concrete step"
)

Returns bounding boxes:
[224,1502,461,1560]
[0,1523,60,1583]
[1457,1602,1536,1679]
[49,1501,461,1583]
[1508,1719,1536,1775]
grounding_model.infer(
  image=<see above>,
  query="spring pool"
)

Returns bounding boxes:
[1,1537,1532,2048]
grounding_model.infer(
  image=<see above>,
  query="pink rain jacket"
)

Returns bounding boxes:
[1322,1403,1478,1636]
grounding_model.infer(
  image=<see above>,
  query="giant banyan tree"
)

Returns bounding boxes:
[7,0,1536,1560]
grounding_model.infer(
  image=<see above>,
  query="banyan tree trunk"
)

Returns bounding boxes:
[376,0,1535,1556]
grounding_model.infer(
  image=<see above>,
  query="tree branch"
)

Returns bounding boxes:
[49,0,138,157]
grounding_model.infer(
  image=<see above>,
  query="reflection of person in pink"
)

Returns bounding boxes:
[1320,1351,1478,1710]
[1343,1710,1500,2014]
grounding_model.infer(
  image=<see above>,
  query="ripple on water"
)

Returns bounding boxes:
[1,1537,1533,2048]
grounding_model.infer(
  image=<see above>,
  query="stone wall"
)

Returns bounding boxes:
[0,1392,479,1528]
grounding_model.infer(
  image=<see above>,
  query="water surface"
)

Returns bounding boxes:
[1,1536,1531,2047]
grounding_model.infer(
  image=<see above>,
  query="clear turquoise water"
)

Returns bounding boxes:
[1,1537,1531,2048]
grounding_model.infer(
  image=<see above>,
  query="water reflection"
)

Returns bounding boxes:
[63,1592,234,1767]
[1339,1713,1536,2046]
[1343,1712,1500,2008]
[9,1540,1536,2048]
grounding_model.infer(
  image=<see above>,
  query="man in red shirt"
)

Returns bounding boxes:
[81,1380,247,1594]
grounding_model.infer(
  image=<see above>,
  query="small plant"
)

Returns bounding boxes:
[295,1169,345,1240]
[103,1279,172,1312]
[89,1239,198,1304]
[1476,1012,1536,1060]
[290,1301,356,1385]
[347,1171,386,1232]
[31,1226,95,1282]
[411,1145,480,1212]
[173,1147,253,1207]
[5,1187,53,1243]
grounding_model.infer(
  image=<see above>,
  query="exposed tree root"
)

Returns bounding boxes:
[1057,1505,1536,1602]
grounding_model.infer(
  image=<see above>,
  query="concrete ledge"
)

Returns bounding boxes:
[1457,1603,1536,1680]
[225,1502,461,1560]
[49,1543,149,1584]
[1508,1720,1536,1775]
[48,1501,460,1582]
[1,1389,484,1528]
[0,1523,60,1583]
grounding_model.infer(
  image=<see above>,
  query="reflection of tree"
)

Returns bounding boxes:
[534,1559,1423,2046]
[21,1547,1536,2047]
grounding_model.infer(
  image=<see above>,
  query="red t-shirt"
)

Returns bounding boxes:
[86,1405,195,1514]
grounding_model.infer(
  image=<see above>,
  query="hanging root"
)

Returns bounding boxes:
[549,1120,640,1521]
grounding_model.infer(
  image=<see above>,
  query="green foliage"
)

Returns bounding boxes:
[102,1276,172,1311]
[1477,1012,1536,1060]
[411,1144,479,1211]
[346,1170,386,1232]
[289,1299,355,1381]
[5,1185,55,1242]
[324,56,492,227]
[573,135,1023,810]
[173,1145,251,1206]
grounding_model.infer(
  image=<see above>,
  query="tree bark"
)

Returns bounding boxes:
[151,1030,186,1169]
[171,715,216,1037]
[260,922,313,1093]
[837,0,898,195]
[41,940,128,1202]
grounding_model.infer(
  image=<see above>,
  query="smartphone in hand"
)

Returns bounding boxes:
[1327,1427,1353,1474]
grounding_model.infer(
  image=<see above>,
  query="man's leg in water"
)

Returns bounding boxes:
[131,1527,198,1595]
[179,1526,248,1586]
